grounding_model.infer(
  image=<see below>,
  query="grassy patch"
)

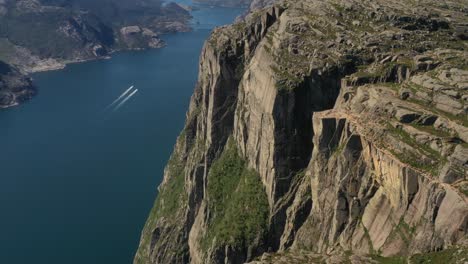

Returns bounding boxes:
[408,97,468,127]
[201,139,269,251]
[386,123,444,176]
[371,255,406,264]
[459,186,468,197]
[409,123,452,138]
[135,148,187,262]
[371,246,468,264]
[148,151,187,222]
[381,82,401,92]
[389,218,416,247]
[410,247,468,263]
[271,64,303,91]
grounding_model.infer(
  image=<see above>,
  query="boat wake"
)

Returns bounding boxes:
[112,89,138,112]
[104,85,140,112]
[104,85,134,111]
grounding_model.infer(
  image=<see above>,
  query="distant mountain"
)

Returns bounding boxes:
[40,0,167,26]
[0,0,190,72]
[192,0,275,9]
[193,0,251,8]
[249,0,275,10]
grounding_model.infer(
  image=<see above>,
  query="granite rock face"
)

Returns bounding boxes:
[136,0,468,263]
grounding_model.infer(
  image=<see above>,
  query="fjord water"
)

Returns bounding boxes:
[0,4,244,264]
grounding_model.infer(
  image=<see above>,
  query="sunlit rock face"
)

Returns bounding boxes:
[135,0,468,263]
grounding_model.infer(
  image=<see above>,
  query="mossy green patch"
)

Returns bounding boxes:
[271,64,304,91]
[371,255,406,264]
[386,123,444,176]
[409,123,452,138]
[407,97,468,127]
[154,153,186,218]
[135,148,187,263]
[201,138,269,251]
[410,247,468,263]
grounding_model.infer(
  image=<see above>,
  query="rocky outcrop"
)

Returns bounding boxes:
[0,61,35,108]
[119,26,164,50]
[136,0,468,263]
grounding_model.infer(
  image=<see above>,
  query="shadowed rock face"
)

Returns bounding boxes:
[0,61,35,108]
[136,0,468,263]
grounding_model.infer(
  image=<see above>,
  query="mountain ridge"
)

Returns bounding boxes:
[0,0,191,73]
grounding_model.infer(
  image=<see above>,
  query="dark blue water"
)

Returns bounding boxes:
[0,4,244,264]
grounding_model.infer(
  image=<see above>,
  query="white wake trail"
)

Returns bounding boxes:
[113,89,138,111]
[105,85,134,110]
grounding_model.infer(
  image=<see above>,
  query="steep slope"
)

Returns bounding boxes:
[136,0,468,263]
[0,60,35,108]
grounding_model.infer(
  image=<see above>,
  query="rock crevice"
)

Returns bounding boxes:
[136,0,468,263]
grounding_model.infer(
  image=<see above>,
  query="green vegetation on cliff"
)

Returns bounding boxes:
[371,246,468,264]
[134,148,187,264]
[142,152,185,233]
[152,152,187,221]
[202,139,269,250]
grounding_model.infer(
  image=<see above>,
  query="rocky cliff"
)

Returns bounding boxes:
[0,60,35,108]
[135,0,468,263]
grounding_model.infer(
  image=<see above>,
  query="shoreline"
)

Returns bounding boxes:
[26,28,199,74]
[19,2,248,75]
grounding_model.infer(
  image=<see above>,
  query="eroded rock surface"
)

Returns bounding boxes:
[135,0,468,263]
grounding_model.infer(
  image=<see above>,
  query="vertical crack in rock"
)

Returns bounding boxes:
[136,0,468,263]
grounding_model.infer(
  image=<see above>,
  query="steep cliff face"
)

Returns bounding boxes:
[136,0,468,263]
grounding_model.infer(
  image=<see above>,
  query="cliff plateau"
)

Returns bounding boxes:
[136,0,468,263]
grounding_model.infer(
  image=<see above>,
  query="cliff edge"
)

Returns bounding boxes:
[135,0,468,263]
